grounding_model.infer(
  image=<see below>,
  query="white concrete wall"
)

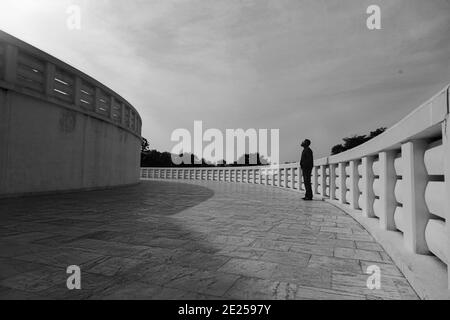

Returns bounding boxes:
[0,31,142,197]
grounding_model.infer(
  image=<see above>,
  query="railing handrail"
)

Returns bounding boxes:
[141,163,299,170]
[0,30,142,137]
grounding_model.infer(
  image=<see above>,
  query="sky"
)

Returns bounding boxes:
[1,0,449,162]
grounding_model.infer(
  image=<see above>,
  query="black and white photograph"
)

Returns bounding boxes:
[0,0,449,309]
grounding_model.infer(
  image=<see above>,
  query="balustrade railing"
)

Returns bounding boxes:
[141,163,304,190]
[141,84,450,296]
[311,86,449,270]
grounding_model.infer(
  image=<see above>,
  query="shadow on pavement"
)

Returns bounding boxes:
[0,181,223,299]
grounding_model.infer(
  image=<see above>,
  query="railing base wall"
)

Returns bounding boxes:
[140,177,305,193]
[326,199,450,300]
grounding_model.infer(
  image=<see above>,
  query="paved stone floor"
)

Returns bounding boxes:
[0,180,418,299]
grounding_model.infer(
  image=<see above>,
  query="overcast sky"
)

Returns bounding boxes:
[1,0,449,162]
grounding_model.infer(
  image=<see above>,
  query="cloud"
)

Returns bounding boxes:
[1,0,449,160]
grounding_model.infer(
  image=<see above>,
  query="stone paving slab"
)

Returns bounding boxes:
[0,180,418,299]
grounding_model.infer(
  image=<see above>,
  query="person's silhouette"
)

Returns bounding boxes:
[300,139,313,200]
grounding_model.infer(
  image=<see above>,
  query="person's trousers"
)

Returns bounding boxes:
[302,167,313,199]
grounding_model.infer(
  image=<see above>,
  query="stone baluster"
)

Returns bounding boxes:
[361,156,376,217]
[349,160,360,209]
[378,151,398,231]
[401,141,430,254]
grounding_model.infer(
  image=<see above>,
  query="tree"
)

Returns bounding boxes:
[331,144,346,155]
[331,127,386,155]
[140,145,270,168]
[342,134,369,150]
[369,128,386,139]
[141,137,150,153]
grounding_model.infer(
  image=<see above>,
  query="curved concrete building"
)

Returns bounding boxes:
[0,31,142,197]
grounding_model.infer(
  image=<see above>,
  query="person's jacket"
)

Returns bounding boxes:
[300,147,313,170]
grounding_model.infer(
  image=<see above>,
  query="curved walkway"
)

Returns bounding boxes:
[0,180,417,299]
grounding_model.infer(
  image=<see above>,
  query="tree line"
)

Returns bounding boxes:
[141,138,269,167]
[140,127,387,167]
[331,127,386,155]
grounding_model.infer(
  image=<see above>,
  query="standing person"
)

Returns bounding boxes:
[300,139,313,200]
